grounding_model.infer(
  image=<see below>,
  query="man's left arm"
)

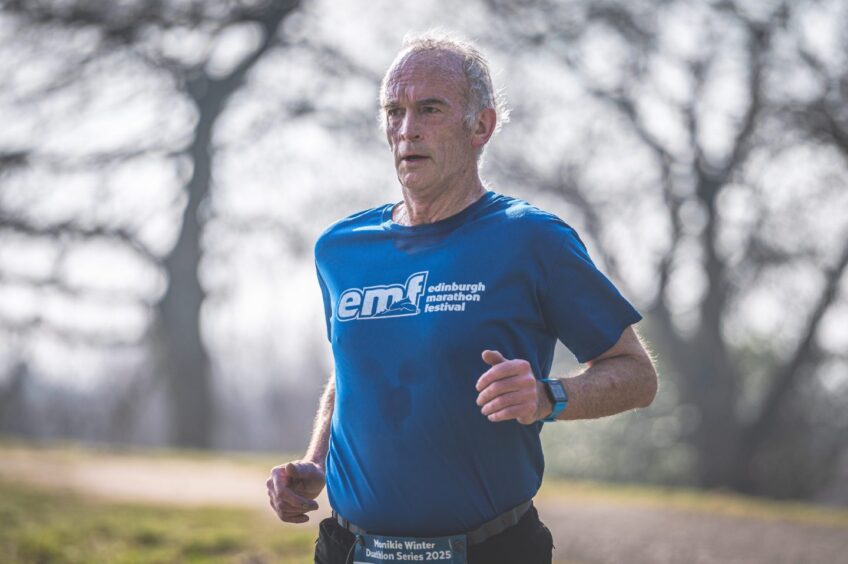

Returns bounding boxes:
[549,325,657,420]
[476,326,657,423]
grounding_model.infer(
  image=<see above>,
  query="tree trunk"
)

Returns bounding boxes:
[158,103,217,447]
[156,65,230,448]
[155,1,300,448]
[683,333,744,488]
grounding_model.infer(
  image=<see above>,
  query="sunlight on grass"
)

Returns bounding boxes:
[0,479,315,563]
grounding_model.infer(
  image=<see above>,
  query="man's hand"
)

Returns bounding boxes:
[476,350,551,424]
[266,461,325,523]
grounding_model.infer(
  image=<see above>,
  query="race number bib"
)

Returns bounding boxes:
[353,532,467,563]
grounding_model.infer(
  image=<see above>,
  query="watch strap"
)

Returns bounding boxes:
[540,378,568,422]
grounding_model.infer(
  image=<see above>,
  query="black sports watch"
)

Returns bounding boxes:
[540,378,568,422]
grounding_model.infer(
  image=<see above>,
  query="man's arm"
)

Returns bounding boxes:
[304,373,335,465]
[266,371,335,523]
[476,326,657,423]
[546,326,657,420]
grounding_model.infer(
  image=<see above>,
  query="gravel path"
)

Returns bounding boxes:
[2,445,846,563]
[537,500,848,564]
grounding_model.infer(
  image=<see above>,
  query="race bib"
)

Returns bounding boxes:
[353,532,467,563]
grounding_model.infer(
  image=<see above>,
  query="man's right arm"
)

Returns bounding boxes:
[304,371,335,468]
[267,371,335,524]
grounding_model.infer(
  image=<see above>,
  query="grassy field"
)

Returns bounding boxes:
[0,479,315,564]
[2,439,847,563]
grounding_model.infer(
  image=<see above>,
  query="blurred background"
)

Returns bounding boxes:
[1,0,847,561]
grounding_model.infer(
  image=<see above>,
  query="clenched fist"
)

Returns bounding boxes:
[266,460,325,523]
[476,350,550,424]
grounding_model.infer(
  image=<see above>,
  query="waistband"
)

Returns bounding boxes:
[331,500,533,546]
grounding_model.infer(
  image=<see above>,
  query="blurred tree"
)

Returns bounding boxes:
[2,0,845,501]
[0,0,303,448]
[483,0,848,498]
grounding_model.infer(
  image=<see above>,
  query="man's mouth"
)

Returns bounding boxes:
[401,155,428,163]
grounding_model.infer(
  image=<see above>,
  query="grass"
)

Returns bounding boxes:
[0,479,315,563]
[2,438,846,563]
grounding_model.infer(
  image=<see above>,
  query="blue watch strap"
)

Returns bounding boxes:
[541,378,568,422]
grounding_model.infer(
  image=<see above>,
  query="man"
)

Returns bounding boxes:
[267,32,658,564]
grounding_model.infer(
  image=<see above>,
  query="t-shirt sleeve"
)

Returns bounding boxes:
[315,261,333,342]
[536,219,642,363]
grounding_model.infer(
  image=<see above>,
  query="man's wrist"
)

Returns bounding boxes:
[539,378,569,422]
[535,380,554,421]
[304,452,327,472]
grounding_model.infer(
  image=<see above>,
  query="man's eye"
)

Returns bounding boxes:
[422,106,439,114]
[387,108,402,118]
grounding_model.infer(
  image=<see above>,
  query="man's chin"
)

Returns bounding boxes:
[398,173,431,191]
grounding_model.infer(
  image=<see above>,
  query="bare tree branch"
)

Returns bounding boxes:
[0,215,159,264]
[0,314,145,348]
[744,236,848,447]
[24,148,184,172]
[205,2,298,96]
[723,21,770,176]
[0,270,157,308]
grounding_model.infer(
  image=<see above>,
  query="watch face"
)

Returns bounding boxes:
[549,381,568,402]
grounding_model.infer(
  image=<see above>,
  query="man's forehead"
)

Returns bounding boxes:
[383,50,467,102]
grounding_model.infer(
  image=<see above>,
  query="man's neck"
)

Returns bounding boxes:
[394,179,488,227]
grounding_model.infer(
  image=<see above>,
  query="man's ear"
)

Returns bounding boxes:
[471,108,497,150]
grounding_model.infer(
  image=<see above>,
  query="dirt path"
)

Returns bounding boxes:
[536,499,848,564]
[2,444,847,563]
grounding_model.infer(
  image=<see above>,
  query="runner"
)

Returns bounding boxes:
[267,31,658,564]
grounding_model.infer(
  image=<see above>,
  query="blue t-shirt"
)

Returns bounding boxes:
[314,191,641,536]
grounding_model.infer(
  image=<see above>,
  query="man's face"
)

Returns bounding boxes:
[382,52,478,194]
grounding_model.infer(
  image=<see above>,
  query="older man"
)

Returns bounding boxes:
[267,32,658,564]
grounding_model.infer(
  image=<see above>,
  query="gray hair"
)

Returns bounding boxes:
[378,30,510,137]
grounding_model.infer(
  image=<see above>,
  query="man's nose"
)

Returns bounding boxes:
[399,112,421,140]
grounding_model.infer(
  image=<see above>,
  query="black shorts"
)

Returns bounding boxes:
[314,505,554,564]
